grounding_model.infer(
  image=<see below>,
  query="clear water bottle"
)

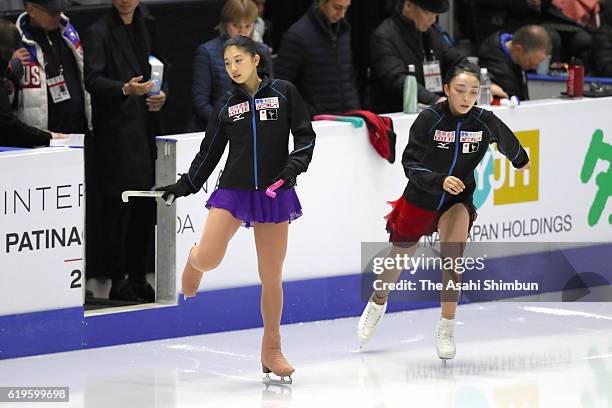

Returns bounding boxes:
[403,64,418,114]
[149,71,162,95]
[478,67,491,106]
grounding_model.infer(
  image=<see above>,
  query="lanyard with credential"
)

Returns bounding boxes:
[44,31,71,104]
[43,31,64,77]
[422,48,442,93]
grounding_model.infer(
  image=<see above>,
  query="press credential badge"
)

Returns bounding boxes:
[423,60,443,93]
[47,75,71,103]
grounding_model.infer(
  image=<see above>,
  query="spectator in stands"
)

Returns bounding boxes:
[369,0,459,112]
[591,0,612,76]
[14,0,101,284]
[478,25,551,101]
[186,0,272,132]
[252,0,273,47]
[84,0,165,302]
[473,0,595,66]
[0,18,65,147]
[13,0,90,136]
[542,0,597,65]
[275,0,360,117]
[369,0,505,112]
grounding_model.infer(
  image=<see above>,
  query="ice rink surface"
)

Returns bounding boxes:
[2,301,611,408]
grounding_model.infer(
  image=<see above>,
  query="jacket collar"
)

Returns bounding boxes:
[217,33,229,44]
[108,6,152,75]
[17,12,81,63]
[307,3,350,41]
[17,11,71,46]
[233,77,272,98]
[499,32,513,60]
[391,3,422,43]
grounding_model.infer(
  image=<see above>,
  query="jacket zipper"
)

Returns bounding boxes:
[240,83,269,190]
[437,121,462,210]
[332,37,344,111]
[249,95,259,190]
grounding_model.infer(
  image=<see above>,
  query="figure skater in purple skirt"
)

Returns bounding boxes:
[157,36,315,384]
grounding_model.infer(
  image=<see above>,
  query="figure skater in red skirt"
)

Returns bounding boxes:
[357,61,530,361]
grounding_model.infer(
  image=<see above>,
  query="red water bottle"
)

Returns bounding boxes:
[567,57,584,97]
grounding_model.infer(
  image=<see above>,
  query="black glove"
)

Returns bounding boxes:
[274,167,299,190]
[154,174,196,205]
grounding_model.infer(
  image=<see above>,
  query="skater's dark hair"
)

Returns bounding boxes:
[444,60,481,85]
[223,35,269,78]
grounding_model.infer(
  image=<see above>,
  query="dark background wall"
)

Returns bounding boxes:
[1,0,397,134]
[8,0,584,132]
[2,0,222,135]
[264,0,393,102]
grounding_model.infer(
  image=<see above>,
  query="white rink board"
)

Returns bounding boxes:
[160,97,612,293]
[0,148,84,316]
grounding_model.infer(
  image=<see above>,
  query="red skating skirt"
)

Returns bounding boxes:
[384,196,478,244]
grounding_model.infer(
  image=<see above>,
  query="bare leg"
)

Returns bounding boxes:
[253,221,294,377]
[181,208,241,297]
[437,204,470,320]
[372,243,419,305]
[357,242,420,346]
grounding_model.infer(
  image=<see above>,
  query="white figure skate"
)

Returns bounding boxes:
[357,294,388,348]
[436,318,456,366]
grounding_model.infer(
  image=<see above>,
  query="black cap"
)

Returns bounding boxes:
[409,0,449,13]
[25,0,68,13]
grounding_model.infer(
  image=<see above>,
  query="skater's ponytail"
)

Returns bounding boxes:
[224,35,269,79]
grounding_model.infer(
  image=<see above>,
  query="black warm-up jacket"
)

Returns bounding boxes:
[181,78,316,192]
[402,101,529,211]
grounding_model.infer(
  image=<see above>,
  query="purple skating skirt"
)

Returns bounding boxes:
[205,188,303,228]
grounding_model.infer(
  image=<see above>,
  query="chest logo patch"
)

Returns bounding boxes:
[434,130,455,149]
[255,97,279,110]
[259,109,278,121]
[460,131,483,142]
[462,142,480,153]
[228,101,250,118]
[433,130,455,143]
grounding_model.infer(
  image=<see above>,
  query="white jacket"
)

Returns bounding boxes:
[16,12,92,131]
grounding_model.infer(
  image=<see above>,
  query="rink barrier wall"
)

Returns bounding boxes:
[2,98,612,359]
[1,243,610,360]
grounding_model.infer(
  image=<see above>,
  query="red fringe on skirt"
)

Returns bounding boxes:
[384,196,477,244]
